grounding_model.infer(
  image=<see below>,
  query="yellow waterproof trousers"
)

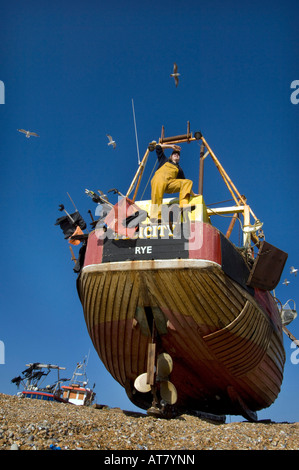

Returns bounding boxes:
[150,162,193,220]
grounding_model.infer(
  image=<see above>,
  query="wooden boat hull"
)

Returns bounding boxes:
[77,220,286,418]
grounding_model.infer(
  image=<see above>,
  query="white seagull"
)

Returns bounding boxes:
[290,266,298,276]
[170,63,180,87]
[107,134,116,149]
[18,129,39,138]
[283,279,290,286]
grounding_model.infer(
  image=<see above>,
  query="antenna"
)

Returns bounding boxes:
[67,192,78,212]
[132,98,140,164]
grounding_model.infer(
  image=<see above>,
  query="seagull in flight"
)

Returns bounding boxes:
[170,63,180,87]
[283,279,290,286]
[18,129,39,138]
[107,134,116,149]
[290,266,298,276]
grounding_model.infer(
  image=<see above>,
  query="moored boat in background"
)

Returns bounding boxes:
[12,363,69,403]
[12,356,95,406]
[61,356,96,406]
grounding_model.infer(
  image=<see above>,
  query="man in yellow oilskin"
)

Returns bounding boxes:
[150,142,194,222]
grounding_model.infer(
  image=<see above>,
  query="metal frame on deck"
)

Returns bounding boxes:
[126,122,261,247]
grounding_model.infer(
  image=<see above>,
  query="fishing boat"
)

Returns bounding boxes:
[56,123,291,421]
[61,356,96,406]
[12,358,95,406]
[11,363,69,403]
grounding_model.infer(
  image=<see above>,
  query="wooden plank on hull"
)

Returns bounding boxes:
[210,268,246,308]
[143,271,217,368]
[233,336,285,409]
[127,273,148,378]
[159,270,205,324]
[196,273,237,326]
[265,337,286,371]
[84,274,97,333]
[82,273,106,355]
[182,271,223,328]
[260,359,284,390]
[121,274,142,382]
[178,274,218,335]
[214,270,249,307]
[115,271,131,384]
[156,271,219,352]
[233,361,280,409]
[206,270,245,315]
[230,376,268,410]
[207,303,259,354]
[98,272,113,375]
[112,271,128,321]
[103,273,119,381]
[203,301,273,377]
[191,272,234,328]
[82,274,93,325]
[202,268,245,314]
[109,273,124,384]
[201,271,239,321]
[162,302,217,365]
[93,274,108,355]
[241,369,280,406]
[143,270,217,366]
[80,273,92,331]
[184,273,224,332]
[259,356,284,387]
[86,274,103,340]
[121,273,143,380]
[228,342,267,377]
[142,271,184,331]
[163,325,218,390]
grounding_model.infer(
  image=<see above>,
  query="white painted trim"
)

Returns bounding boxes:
[82,259,221,273]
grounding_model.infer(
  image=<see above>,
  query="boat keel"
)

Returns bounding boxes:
[227,386,258,422]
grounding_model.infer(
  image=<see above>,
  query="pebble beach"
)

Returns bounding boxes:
[0,393,299,452]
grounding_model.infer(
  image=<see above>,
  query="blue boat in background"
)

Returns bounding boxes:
[11,363,69,403]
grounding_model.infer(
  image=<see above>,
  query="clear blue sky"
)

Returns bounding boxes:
[1,0,299,423]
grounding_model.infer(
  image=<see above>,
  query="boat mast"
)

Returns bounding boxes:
[198,142,208,195]
[126,148,150,202]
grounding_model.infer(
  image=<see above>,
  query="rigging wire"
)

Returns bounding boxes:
[139,159,158,200]
[132,98,140,165]
[206,198,234,206]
